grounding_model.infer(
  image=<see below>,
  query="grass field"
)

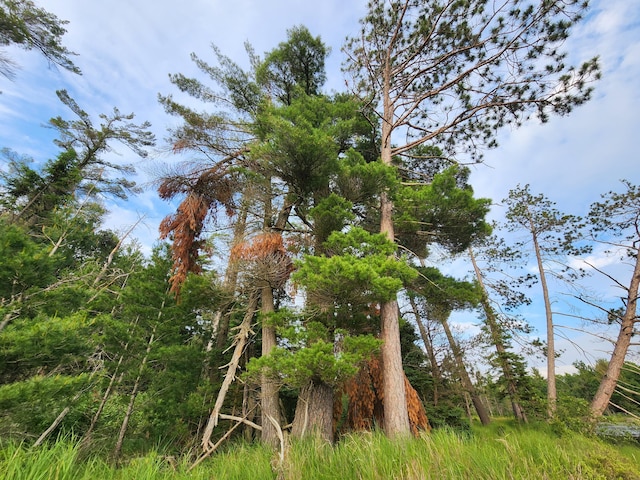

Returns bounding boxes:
[2,422,639,479]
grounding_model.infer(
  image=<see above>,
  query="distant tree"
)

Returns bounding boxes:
[408,267,490,425]
[48,90,155,200]
[466,233,543,422]
[503,184,589,417]
[587,180,640,417]
[0,0,80,79]
[343,0,599,437]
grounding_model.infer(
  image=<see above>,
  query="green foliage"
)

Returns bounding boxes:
[548,395,592,436]
[333,150,397,206]
[252,95,342,198]
[0,149,81,224]
[503,183,590,260]
[246,322,380,387]
[256,25,328,105]
[293,227,417,310]
[0,219,58,300]
[0,312,94,379]
[408,266,482,319]
[425,404,471,434]
[394,165,491,257]
[0,373,93,437]
[2,424,640,478]
[308,194,355,245]
[559,360,640,418]
[48,90,155,200]
[0,0,80,78]
[588,179,640,251]
[344,0,599,160]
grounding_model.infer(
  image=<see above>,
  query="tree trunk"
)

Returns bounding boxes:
[82,353,124,446]
[377,67,410,435]
[441,318,491,425]
[591,248,640,417]
[113,326,155,461]
[469,247,527,423]
[260,285,281,448]
[215,198,248,349]
[291,378,334,443]
[409,295,442,406]
[531,226,556,417]
[34,370,98,447]
[0,309,17,334]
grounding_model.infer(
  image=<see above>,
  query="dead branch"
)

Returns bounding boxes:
[189,415,247,472]
[201,291,259,450]
[218,413,262,431]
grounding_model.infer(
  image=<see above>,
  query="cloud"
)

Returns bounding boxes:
[567,248,624,272]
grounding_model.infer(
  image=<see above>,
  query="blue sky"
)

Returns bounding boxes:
[1,0,638,374]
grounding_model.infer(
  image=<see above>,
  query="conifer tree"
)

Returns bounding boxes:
[587,181,640,417]
[343,0,600,436]
[502,184,589,417]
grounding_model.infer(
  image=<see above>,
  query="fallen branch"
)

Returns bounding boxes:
[201,292,259,450]
[218,413,262,431]
[189,414,248,472]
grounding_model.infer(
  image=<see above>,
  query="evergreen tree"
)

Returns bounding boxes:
[587,180,640,417]
[0,0,80,79]
[502,184,589,417]
[343,0,600,436]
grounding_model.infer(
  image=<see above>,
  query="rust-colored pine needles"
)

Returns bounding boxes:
[158,161,238,295]
[230,232,294,289]
[159,192,209,294]
[337,356,430,436]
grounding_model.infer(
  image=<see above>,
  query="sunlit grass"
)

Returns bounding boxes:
[2,424,640,479]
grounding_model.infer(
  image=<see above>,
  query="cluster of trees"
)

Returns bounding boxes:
[1,0,638,463]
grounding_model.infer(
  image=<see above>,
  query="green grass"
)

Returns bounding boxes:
[2,424,640,479]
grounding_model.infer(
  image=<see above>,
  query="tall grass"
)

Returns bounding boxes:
[283,427,640,480]
[2,424,640,479]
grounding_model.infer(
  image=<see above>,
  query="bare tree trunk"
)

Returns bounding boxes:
[82,353,125,446]
[374,54,410,438]
[441,318,491,425]
[591,248,640,417]
[215,198,249,350]
[46,187,97,257]
[469,247,527,423]
[93,219,141,287]
[531,227,556,418]
[34,371,98,446]
[260,285,281,449]
[409,296,442,406]
[113,326,156,461]
[0,308,17,334]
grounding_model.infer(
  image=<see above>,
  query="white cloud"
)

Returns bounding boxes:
[1,1,638,363]
[567,248,623,272]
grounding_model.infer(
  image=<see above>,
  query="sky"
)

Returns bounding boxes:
[0,0,639,375]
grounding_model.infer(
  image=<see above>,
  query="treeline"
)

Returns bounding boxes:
[1,0,638,464]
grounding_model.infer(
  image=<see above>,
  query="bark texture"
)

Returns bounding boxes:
[292,378,334,443]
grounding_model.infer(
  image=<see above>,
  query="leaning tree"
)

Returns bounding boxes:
[587,181,640,418]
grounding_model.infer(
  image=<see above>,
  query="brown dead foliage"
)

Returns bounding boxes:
[230,232,294,289]
[337,356,430,436]
[159,193,209,295]
[157,160,239,295]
